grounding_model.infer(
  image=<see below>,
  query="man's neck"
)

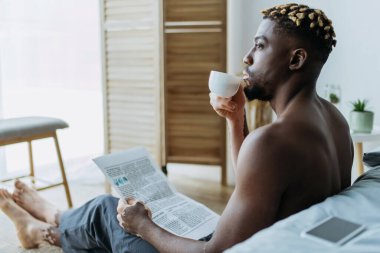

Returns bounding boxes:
[269,75,317,116]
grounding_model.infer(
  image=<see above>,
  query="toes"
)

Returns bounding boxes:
[13,188,22,195]
[15,180,34,193]
[13,189,20,197]
[12,186,21,195]
[12,193,20,202]
[0,189,11,199]
[14,179,26,190]
[4,190,12,198]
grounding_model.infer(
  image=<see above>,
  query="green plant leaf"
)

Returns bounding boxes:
[351,99,369,112]
[329,93,340,104]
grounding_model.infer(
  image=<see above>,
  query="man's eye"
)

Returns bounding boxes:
[255,43,264,49]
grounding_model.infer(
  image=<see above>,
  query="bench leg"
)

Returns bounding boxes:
[53,132,73,208]
[27,141,36,185]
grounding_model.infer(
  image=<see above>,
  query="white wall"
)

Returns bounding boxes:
[229,0,380,124]
[226,0,380,184]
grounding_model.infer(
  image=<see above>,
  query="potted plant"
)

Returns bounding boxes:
[349,99,374,133]
[329,93,340,104]
[323,84,341,106]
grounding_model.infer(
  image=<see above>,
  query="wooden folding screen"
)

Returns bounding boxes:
[101,0,227,184]
[100,0,164,165]
[164,0,227,184]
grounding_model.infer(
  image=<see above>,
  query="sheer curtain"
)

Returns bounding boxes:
[0,50,5,176]
[0,0,103,178]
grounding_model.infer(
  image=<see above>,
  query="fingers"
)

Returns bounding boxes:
[127,197,137,205]
[117,197,135,214]
[117,213,124,227]
[209,93,237,112]
[134,200,152,219]
[117,197,146,215]
[146,208,152,219]
[117,198,127,214]
[117,198,152,220]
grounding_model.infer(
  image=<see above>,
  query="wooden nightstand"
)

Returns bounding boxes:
[351,127,380,175]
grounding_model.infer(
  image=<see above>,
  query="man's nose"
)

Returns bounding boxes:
[243,51,253,65]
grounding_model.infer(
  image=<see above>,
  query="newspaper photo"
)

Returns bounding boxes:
[93,147,219,240]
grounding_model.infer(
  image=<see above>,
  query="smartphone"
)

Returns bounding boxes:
[301,216,365,246]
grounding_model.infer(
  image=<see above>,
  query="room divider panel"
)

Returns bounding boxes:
[100,0,164,166]
[101,0,227,185]
[163,0,227,184]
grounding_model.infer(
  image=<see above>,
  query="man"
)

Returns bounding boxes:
[0,3,353,252]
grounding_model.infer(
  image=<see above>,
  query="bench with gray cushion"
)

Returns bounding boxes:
[226,166,380,253]
[0,116,72,208]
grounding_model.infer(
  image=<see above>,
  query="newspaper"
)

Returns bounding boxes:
[93,147,219,240]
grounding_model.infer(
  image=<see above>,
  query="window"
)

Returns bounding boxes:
[0,0,103,179]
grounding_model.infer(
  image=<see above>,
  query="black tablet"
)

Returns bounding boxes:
[301,216,365,246]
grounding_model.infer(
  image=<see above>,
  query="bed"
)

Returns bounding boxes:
[226,166,380,253]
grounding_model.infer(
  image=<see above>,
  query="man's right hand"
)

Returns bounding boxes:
[209,85,246,121]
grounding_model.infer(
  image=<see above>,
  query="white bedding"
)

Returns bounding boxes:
[226,167,380,253]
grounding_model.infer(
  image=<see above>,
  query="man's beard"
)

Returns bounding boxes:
[243,69,273,101]
[243,82,272,101]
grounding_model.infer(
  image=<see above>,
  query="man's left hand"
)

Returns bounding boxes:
[116,197,152,236]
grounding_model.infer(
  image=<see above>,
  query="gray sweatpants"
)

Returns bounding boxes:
[59,195,159,253]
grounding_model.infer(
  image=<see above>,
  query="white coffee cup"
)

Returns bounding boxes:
[208,70,242,98]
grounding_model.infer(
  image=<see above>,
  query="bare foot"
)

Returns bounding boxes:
[0,189,60,249]
[12,179,61,226]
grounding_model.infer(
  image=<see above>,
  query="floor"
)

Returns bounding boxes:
[0,164,233,252]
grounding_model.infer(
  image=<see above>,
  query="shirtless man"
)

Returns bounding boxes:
[0,3,353,253]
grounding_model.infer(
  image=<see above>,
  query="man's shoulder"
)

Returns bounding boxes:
[240,122,302,171]
[244,121,300,151]
[235,122,297,194]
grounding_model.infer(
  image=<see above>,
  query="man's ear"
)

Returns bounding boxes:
[289,48,307,70]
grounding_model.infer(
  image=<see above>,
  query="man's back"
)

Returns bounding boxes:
[265,95,353,220]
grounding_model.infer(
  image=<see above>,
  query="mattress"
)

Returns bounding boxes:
[226,167,380,253]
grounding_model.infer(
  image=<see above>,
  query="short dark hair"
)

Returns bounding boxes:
[261,3,336,63]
